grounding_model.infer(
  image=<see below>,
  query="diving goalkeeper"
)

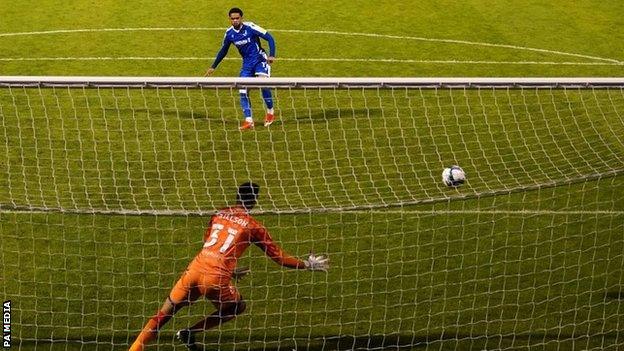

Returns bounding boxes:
[128,182,329,351]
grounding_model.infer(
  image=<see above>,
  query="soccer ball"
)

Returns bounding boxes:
[442,166,466,187]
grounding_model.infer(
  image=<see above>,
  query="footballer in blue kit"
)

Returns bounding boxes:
[206,8,276,130]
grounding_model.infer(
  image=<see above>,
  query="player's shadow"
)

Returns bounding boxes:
[244,331,623,351]
[294,108,382,124]
[16,330,623,351]
[246,333,431,350]
[102,107,384,126]
[605,289,624,300]
[102,107,223,122]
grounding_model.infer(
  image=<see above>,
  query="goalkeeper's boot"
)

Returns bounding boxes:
[263,113,276,127]
[239,120,255,130]
[176,329,199,351]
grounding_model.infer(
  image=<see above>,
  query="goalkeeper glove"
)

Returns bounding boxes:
[303,253,329,271]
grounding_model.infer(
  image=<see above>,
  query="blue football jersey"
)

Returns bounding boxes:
[211,22,276,70]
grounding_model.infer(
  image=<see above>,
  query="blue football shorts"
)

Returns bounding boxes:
[240,60,271,78]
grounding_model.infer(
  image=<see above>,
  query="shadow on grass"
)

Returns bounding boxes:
[8,334,432,351]
[15,331,622,351]
[293,108,382,124]
[102,107,220,122]
[172,107,384,125]
[101,107,384,126]
[605,289,624,300]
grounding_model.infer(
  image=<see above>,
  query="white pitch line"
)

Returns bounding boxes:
[283,58,624,66]
[1,56,621,66]
[0,27,222,37]
[344,209,624,215]
[0,27,621,64]
[277,28,624,64]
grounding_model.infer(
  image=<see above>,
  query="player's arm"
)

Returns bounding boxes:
[253,227,303,269]
[206,35,231,76]
[259,31,276,63]
[248,23,276,63]
[252,227,328,271]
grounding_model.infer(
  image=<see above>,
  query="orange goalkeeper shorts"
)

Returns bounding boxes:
[168,267,240,308]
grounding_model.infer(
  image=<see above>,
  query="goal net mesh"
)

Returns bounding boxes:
[1,77,623,350]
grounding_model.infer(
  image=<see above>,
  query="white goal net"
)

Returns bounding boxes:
[1,76,623,350]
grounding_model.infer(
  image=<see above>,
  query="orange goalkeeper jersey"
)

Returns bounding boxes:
[188,206,305,279]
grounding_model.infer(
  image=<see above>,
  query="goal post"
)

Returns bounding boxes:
[1,76,623,350]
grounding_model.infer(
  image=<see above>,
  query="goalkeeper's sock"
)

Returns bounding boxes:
[188,306,240,332]
[129,311,171,351]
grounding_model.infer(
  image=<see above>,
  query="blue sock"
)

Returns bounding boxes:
[239,91,252,118]
[261,88,273,110]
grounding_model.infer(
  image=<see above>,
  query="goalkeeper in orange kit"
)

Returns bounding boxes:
[129,182,329,351]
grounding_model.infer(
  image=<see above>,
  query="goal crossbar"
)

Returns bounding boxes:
[1,76,624,88]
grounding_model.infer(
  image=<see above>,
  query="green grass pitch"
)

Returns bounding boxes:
[1,1,624,350]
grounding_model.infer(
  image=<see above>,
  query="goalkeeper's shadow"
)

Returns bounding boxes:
[240,330,622,351]
[241,333,444,351]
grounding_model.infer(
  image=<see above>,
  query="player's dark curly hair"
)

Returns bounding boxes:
[229,7,243,17]
[236,182,259,210]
